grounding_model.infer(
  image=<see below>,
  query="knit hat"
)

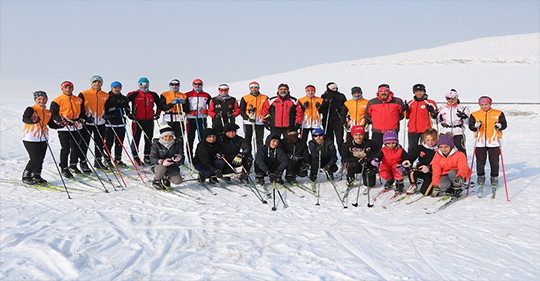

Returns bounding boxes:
[249,81,260,88]
[413,84,426,93]
[437,134,455,148]
[478,96,492,105]
[33,90,47,100]
[312,128,325,136]
[61,81,74,89]
[110,81,122,89]
[270,134,281,141]
[159,124,175,138]
[378,84,390,90]
[278,83,289,90]
[382,130,399,144]
[91,75,103,83]
[138,77,150,84]
[202,128,216,139]
[223,123,239,133]
[351,86,362,94]
[351,125,365,136]
[445,89,459,99]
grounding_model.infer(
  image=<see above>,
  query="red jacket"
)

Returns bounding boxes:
[127,90,160,120]
[377,146,407,172]
[365,91,404,134]
[431,148,472,186]
[261,94,303,129]
[405,97,437,133]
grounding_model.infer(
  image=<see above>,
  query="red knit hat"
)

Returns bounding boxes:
[249,81,259,88]
[192,79,203,85]
[351,126,365,136]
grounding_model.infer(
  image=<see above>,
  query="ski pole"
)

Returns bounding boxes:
[352,162,365,207]
[241,165,267,204]
[37,121,71,199]
[316,150,322,206]
[118,109,147,182]
[107,119,145,184]
[500,148,510,202]
[175,105,195,177]
[466,147,476,197]
[93,122,126,189]
[325,170,347,209]
[272,181,287,211]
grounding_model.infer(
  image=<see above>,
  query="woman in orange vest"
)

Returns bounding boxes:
[298,85,324,144]
[342,86,369,142]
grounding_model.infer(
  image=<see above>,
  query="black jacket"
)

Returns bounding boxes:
[218,134,251,161]
[320,84,347,125]
[193,136,220,174]
[104,92,130,125]
[341,138,378,167]
[283,137,310,164]
[407,142,436,171]
[308,138,338,167]
[255,134,289,174]
[150,138,185,166]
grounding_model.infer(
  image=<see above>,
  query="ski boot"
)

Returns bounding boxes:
[62,167,74,179]
[346,176,355,187]
[197,174,206,184]
[153,179,165,190]
[431,186,441,197]
[285,174,297,185]
[275,177,284,185]
[209,176,219,185]
[395,180,404,193]
[384,179,395,190]
[79,161,91,173]
[162,177,171,189]
[490,176,499,186]
[144,155,151,165]
[223,176,233,184]
[477,175,486,185]
[22,170,36,185]
[94,158,108,170]
[448,187,462,198]
[114,159,128,168]
[103,158,114,169]
[406,184,417,194]
[32,172,48,184]
[255,173,265,185]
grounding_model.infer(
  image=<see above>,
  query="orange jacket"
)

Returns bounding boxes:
[50,93,85,131]
[22,104,53,142]
[160,90,187,122]
[469,108,506,148]
[298,96,324,129]
[79,88,109,125]
[431,148,472,186]
[239,93,269,125]
[343,98,369,129]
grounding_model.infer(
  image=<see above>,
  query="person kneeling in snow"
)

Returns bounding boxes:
[341,126,378,188]
[217,123,252,183]
[283,128,311,184]
[371,130,409,192]
[255,134,289,185]
[193,128,224,185]
[150,124,185,190]
[430,133,472,197]
[308,128,339,183]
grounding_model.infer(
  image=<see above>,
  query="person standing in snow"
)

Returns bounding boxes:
[239,81,268,151]
[104,81,130,168]
[150,124,184,190]
[365,84,405,153]
[342,86,369,142]
[320,82,347,155]
[127,77,161,165]
[21,91,62,185]
[160,78,187,138]
[468,96,507,187]
[184,78,211,158]
[298,84,324,144]
[403,84,437,152]
[433,89,470,155]
[208,84,240,135]
[261,83,303,138]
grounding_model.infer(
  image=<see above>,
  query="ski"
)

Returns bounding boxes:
[292,182,317,196]
[426,196,463,214]
[165,188,206,204]
[200,182,218,195]
[341,186,352,203]
[477,185,484,198]
[280,183,305,198]
[405,194,425,205]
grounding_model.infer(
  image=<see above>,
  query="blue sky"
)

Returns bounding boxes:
[1,0,538,91]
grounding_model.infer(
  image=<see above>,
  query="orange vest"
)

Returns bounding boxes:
[52,93,84,130]
[298,96,324,128]
[344,98,368,127]
[80,88,109,125]
[241,93,268,124]
[161,90,187,122]
[471,109,503,148]
[23,104,52,142]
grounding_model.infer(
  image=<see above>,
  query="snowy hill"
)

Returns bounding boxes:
[1,33,540,280]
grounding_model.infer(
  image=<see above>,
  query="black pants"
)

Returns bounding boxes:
[453,135,467,156]
[408,132,422,153]
[372,132,384,154]
[270,127,290,139]
[23,141,47,174]
[325,120,345,156]
[300,128,313,145]
[187,118,207,157]
[286,160,309,178]
[476,147,500,177]
[58,130,81,168]
[345,161,376,187]
[254,161,282,176]
[410,171,433,195]
[243,124,265,149]
[80,124,107,161]
[167,121,184,138]
[106,126,126,161]
[132,119,154,157]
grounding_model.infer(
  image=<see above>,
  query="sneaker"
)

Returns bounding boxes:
[477,175,486,185]
[144,155,151,164]
[79,162,91,173]
[153,179,165,190]
[406,184,417,194]
[431,186,441,197]
[94,159,108,170]
[62,167,74,179]
[209,176,219,185]
[114,159,128,168]
[346,176,355,187]
[395,180,404,193]
[32,173,48,184]
[384,179,395,190]
[490,176,499,186]
[22,170,36,185]
[69,164,83,174]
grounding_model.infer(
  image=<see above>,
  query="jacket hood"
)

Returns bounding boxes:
[265,134,281,147]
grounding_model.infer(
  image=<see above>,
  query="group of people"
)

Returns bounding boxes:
[21,76,507,198]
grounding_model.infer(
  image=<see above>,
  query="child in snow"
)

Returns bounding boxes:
[254,134,289,185]
[341,126,379,188]
[308,128,339,182]
[21,91,62,185]
[193,128,224,185]
[150,124,185,190]
[402,128,438,195]
[430,134,472,197]
[433,89,470,155]
[468,96,507,186]
[371,130,409,192]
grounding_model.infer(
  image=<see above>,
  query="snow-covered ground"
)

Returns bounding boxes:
[1,33,539,280]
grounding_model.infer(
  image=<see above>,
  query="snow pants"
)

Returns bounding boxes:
[105,126,126,161]
[153,164,183,184]
[475,147,500,177]
[23,141,47,174]
[80,124,107,161]
[57,130,81,168]
[132,119,154,157]
[379,164,404,182]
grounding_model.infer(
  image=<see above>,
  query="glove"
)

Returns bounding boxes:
[31,115,40,123]
[215,152,224,160]
[402,160,411,168]
[303,101,309,108]
[127,113,135,120]
[315,102,321,109]
[248,116,256,123]
[324,165,331,172]
[268,173,278,183]
[371,158,380,168]
[82,116,94,124]
[60,118,74,127]
[248,106,256,114]
[189,111,197,116]
[153,113,160,120]
[396,165,406,174]
[200,109,208,115]
[494,122,502,129]
[172,154,182,162]
[426,104,435,113]
[474,121,482,128]
[295,123,301,131]
[290,155,303,162]
[215,169,223,178]
[402,103,409,112]
[418,165,430,173]
[453,175,464,186]
[456,110,468,120]
[159,158,174,166]
[231,153,244,166]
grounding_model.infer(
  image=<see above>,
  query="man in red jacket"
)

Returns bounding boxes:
[365,84,405,152]
[403,83,437,152]
[261,83,303,138]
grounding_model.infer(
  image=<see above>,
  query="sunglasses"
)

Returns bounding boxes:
[193,83,202,86]
[139,82,149,87]
[313,134,324,137]
[170,83,180,86]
